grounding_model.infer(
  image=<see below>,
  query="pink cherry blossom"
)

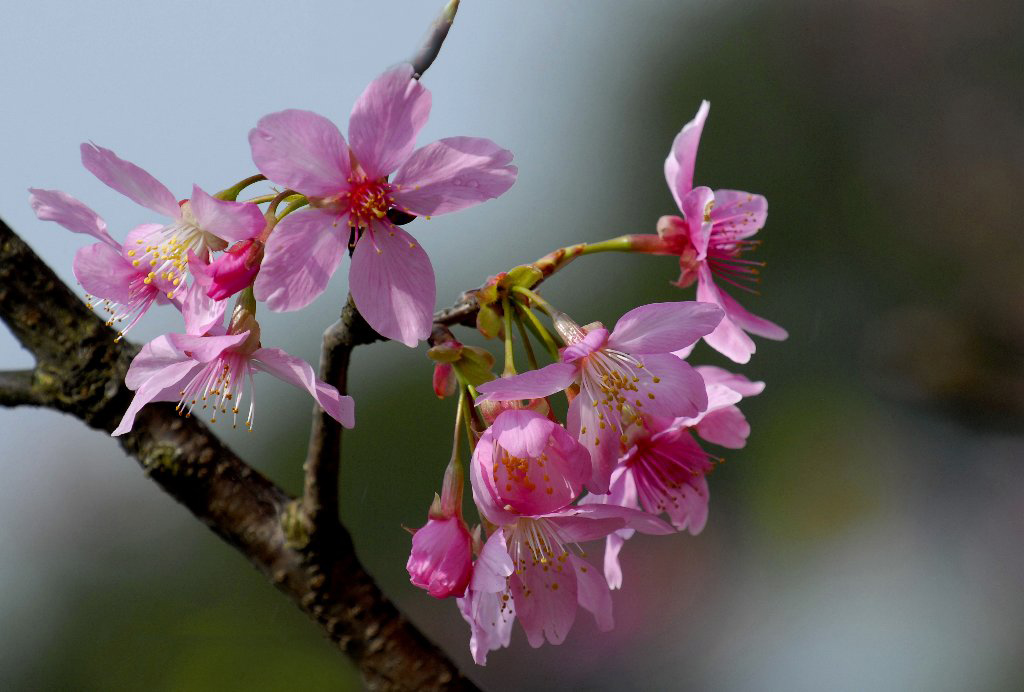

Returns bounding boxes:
[660,101,788,363]
[80,143,265,294]
[30,188,169,338]
[407,515,473,599]
[112,311,353,436]
[249,64,518,346]
[189,239,264,301]
[475,302,723,493]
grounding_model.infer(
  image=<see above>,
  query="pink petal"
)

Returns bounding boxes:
[491,409,556,459]
[711,189,767,240]
[567,396,618,494]
[181,276,227,336]
[695,365,765,397]
[349,222,435,347]
[72,243,138,304]
[634,353,709,419]
[549,504,673,541]
[664,100,709,209]
[251,347,355,428]
[124,334,189,390]
[603,532,626,590]
[608,301,724,355]
[511,560,578,647]
[572,554,613,631]
[348,64,430,179]
[682,186,716,260]
[28,188,118,248]
[167,332,249,363]
[458,585,515,665]
[474,362,578,402]
[189,185,265,243]
[470,529,515,594]
[113,359,198,436]
[714,278,789,340]
[696,405,750,449]
[392,137,517,217]
[697,265,756,364]
[561,328,608,363]
[80,143,180,218]
[253,209,347,312]
[249,109,350,198]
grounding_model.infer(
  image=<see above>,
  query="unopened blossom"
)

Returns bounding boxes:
[112,308,353,436]
[407,449,474,599]
[189,238,264,301]
[460,409,672,663]
[659,101,788,363]
[249,64,518,346]
[475,302,724,493]
[80,143,265,296]
[30,188,169,337]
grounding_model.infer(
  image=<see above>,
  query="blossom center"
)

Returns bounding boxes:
[129,202,227,296]
[505,518,570,572]
[176,351,254,430]
[344,178,394,228]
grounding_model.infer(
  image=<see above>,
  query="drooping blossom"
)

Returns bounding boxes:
[407,447,474,599]
[249,64,518,346]
[475,302,724,493]
[112,307,353,436]
[659,101,787,363]
[80,142,265,295]
[189,238,265,301]
[30,188,170,338]
[591,367,764,589]
[458,409,672,663]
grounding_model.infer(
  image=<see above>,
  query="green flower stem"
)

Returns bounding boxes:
[216,174,267,201]
[514,300,560,360]
[241,194,279,205]
[510,285,556,316]
[278,196,309,219]
[512,307,540,371]
[501,296,516,376]
[530,234,643,280]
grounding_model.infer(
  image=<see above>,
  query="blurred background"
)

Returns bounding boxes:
[1,0,1022,689]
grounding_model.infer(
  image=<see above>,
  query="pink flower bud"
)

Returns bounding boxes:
[194,239,264,301]
[433,362,457,398]
[406,515,473,598]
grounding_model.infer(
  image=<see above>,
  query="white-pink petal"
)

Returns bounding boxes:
[189,185,265,243]
[28,188,118,248]
[664,100,709,209]
[249,109,351,198]
[571,554,613,631]
[474,362,578,402]
[72,243,138,304]
[181,278,227,336]
[697,265,756,364]
[167,332,249,363]
[393,137,517,217]
[348,64,430,179]
[349,222,435,347]
[124,334,190,390]
[252,347,355,428]
[711,189,768,240]
[253,209,347,312]
[80,143,181,218]
[113,359,198,436]
[696,405,750,449]
[608,301,724,355]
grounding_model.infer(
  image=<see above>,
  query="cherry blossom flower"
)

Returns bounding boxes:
[249,64,518,346]
[660,101,788,363]
[30,188,169,338]
[459,409,672,663]
[407,448,474,599]
[112,308,353,436]
[475,302,723,493]
[189,239,264,301]
[80,142,265,295]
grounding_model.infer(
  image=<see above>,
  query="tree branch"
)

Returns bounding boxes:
[0,217,478,692]
[0,369,44,407]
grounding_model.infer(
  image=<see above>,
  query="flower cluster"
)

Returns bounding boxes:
[404,103,783,665]
[30,64,517,435]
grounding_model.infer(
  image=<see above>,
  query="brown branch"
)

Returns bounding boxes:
[0,217,478,691]
[0,368,45,407]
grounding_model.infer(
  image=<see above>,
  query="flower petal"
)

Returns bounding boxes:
[349,222,435,347]
[253,209,347,312]
[474,362,578,402]
[458,586,515,665]
[124,334,190,390]
[180,274,228,336]
[251,347,355,428]
[348,64,430,179]
[567,396,618,494]
[249,109,350,198]
[72,243,138,304]
[714,278,789,340]
[166,331,249,363]
[697,265,756,364]
[393,137,517,216]
[695,365,765,397]
[28,188,118,248]
[603,532,626,591]
[471,529,515,594]
[511,558,578,647]
[608,301,723,355]
[80,142,180,218]
[664,100,709,209]
[634,353,709,419]
[682,186,716,260]
[189,185,265,243]
[113,359,198,436]
[696,405,750,449]
[572,554,613,631]
[711,189,767,240]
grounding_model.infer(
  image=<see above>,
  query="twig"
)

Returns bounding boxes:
[0,369,44,407]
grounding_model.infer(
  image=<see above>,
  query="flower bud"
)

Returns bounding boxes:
[195,239,264,301]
